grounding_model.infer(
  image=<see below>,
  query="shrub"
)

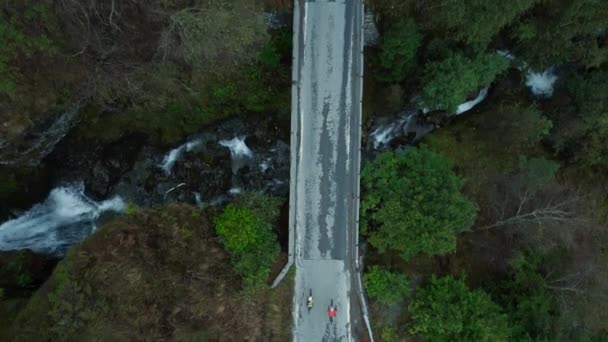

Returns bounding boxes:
[214,193,282,293]
[259,43,280,67]
[363,266,410,304]
[409,276,511,341]
[380,326,398,342]
[214,206,261,253]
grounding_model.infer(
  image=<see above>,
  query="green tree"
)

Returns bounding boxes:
[361,147,477,260]
[214,192,282,292]
[424,0,540,47]
[375,19,422,83]
[363,266,410,304]
[511,0,608,67]
[494,251,558,340]
[214,206,261,253]
[550,71,608,169]
[425,100,555,198]
[421,52,509,113]
[409,276,511,341]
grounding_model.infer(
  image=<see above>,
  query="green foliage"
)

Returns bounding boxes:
[425,101,553,194]
[380,326,398,342]
[259,43,280,67]
[125,202,139,215]
[518,157,560,194]
[12,204,293,341]
[363,266,411,304]
[45,262,98,338]
[78,6,290,145]
[425,0,541,47]
[491,249,608,340]
[361,147,477,260]
[268,28,293,62]
[233,191,283,226]
[424,38,458,62]
[369,0,415,21]
[214,193,282,293]
[240,65,277,113]
[0,4,55,96]
[494,251,558,340]
[208,81,240,117]
[375,20,422,83]
[421,52,509,113]
[477,104,552,152]
[550,71,608,169]
[214,206,261,253]
[409,276,511,341]
[512,0,608,67]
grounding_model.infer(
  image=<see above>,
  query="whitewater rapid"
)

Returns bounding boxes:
[161,138,203,174]
[219,136,254,175]
[0,183,125,255]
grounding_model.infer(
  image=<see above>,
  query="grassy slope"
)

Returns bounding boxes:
[9,204,292,341]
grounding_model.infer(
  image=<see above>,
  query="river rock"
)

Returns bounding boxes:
[0,104,80,167]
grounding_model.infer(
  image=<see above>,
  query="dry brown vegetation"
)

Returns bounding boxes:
[10,204,293,341]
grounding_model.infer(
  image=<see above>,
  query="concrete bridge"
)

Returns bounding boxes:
[271,0,371,340]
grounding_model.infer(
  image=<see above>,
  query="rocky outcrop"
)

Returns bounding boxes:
[44,116,290,208]
[112,117,291,208]
[0,104,80,167]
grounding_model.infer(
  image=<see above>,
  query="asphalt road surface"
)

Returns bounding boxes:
[290,0,364,341]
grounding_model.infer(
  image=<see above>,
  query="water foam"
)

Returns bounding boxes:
[455,87,489,115]
[370,112,430,150]
[526,68,558,97]
[0,183,125,255]
[161,138,202,174]
[219,137,253,158]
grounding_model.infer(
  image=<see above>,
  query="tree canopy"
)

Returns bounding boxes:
[550,71,608,169]
[374,19,422,83]
[361,147,477,260]
[425,0,541,47]
[511,0,608,67]
[363,266,411,304]
[421,52,509,113]
[494,251,558,341]
[409,276,511,341]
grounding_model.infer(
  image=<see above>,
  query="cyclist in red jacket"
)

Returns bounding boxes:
[327,300,337,321]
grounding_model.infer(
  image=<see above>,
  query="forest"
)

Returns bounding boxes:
[0,0,607,341]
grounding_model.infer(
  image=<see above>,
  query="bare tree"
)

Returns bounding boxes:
[478,193,581,231]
